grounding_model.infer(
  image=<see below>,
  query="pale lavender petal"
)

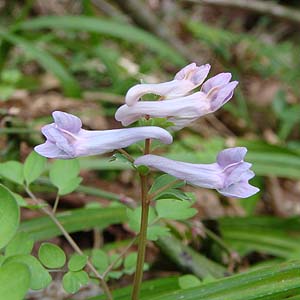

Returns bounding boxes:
[218,182,259,198]
[125,63,211,106]
[116,92,208,126]
[135,154,221,189]
[201,73,232,93]
[217,147,247,168]
[74,126,173,156]
[210,81,238,111]
[135,148,259,199]
[174,63,211,85]
[34,141,71,159]
[52,111,82,133]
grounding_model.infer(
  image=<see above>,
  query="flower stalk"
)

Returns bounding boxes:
[131,139,151,300]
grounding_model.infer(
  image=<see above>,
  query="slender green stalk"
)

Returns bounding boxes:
[131,139,151,300]
[25,186,113,300]
[52,193,60,213]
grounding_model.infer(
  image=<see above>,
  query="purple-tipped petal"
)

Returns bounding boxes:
[174,63,211,85]
[52,111,82,133]
[201,73,232,93]
[217,147,247,168]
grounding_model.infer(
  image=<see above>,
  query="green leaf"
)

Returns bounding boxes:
[91,249,109,273]
[127,206,157,233]
[109,253,123,269]
[123,252,137,275]
[0,262,31,300]
[5,232,34,256]
[20,16,185,65]
[63,270,89,293]
[178,274,201,289]
[4,254,51,290]
[38,242,66,268]
[49,159,82,195]
[0,31,81,97]
[108,270,123,279]
[23,151,47,185]
[12,192,27,207]
[0,184,20,249]
[0,161,24,185]
[156,199,197,220]
[68,254,88,272]
[149,174,184,194]
[19,206,127,241]
[147,225,170,241]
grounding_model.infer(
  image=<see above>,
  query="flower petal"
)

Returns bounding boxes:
[201,72,232,93]
[116,92,208,127]
[218,181,259,198]
[125,63,211,106]
[217,147,247,168]
[52,111,82,133]
[34,141,71,159]
[73,126,173,157]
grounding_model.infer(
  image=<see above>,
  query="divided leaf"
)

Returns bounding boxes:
[63,270,89,294]
[5,232,34,256]
[68,254,88,272]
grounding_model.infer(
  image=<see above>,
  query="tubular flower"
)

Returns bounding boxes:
[115,72,238,130]
[135,147,259,198]
[125,63,211,106]
[34,111,173,159]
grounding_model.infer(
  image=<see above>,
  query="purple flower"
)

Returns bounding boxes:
[115,72,238,130]
[135,147,259,198]
[125,63,211,106]
[34,111,173,159]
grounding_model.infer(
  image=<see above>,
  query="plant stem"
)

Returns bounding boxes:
[148,179,182,201]
[131,139,151,300]
[25,186,113,300]
[52,193,60,213]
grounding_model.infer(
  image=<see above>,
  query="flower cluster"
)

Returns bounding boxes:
[115,63,238,130]
[35,63,258,198]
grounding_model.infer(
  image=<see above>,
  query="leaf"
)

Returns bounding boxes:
[38,243,66,268]
[63,271,89,294]
[147,225,170,241]
[4,254,51,290]
[91,249,109,273]
[23,151,47,185]
[0,262,31,300]
[12,192,27,207]
[0,161,24,185]
[19,206,127,241]
[0,184,20,249]
[5,232,34,257]
[149,174,184,194]
[0,30,81,97]
[20,16,185,65]
[127,206,157,233]
[178,274,201,289]
[68,254,88,272]
[123,252,137,275]
[156,199,197,221]
[49,159,82,195]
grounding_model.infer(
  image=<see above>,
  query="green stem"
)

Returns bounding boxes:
[52,193,60,213]
[131,174,150,300]
[131,138,151,300]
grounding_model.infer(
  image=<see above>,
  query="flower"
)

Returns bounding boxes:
[35,111,173,159]
[135,147,259,198]
[125,63,211,106]
[115,72,238,130]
